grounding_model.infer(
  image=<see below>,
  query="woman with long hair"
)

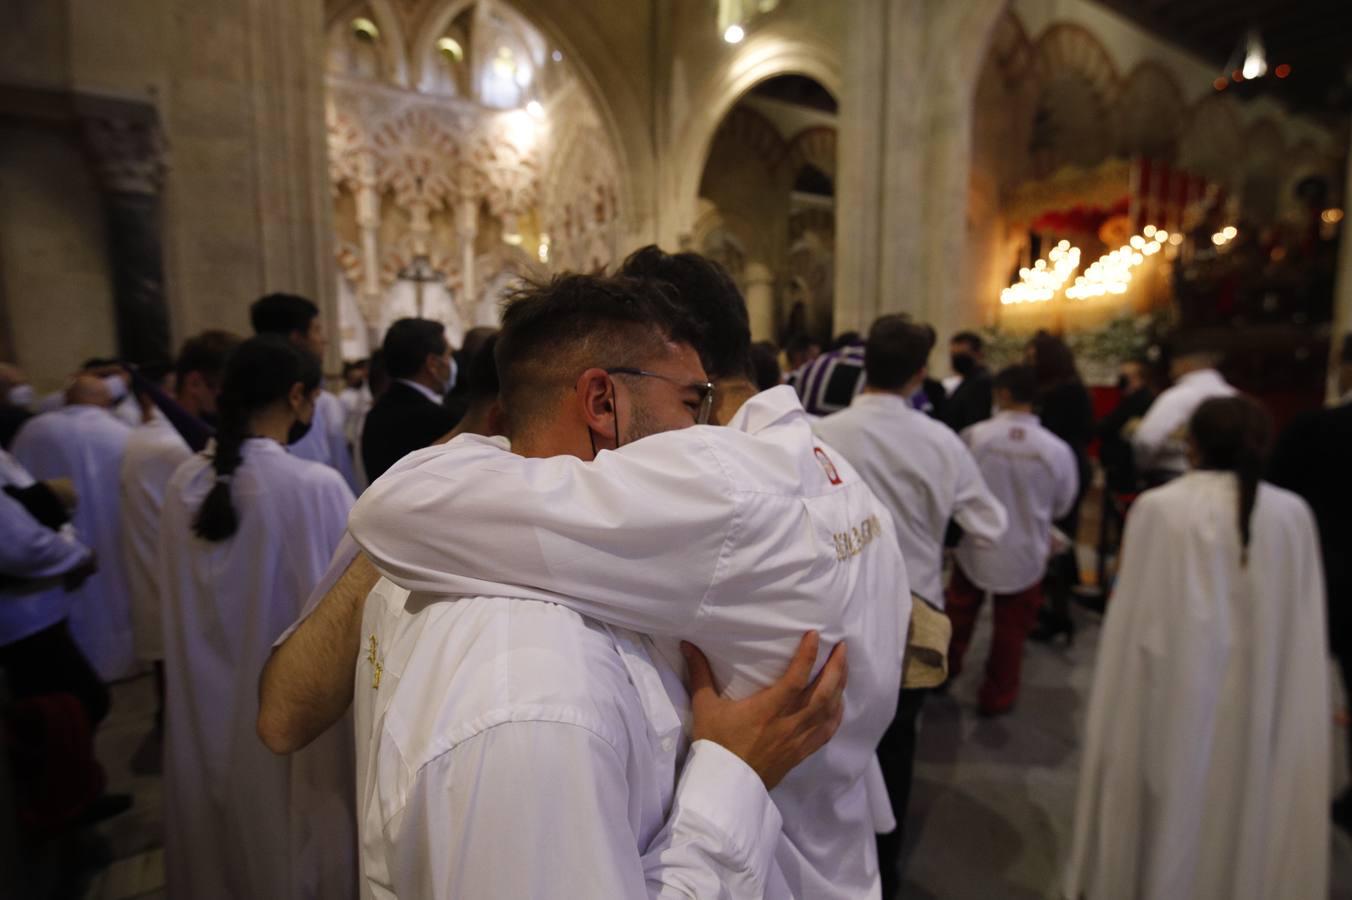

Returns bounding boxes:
[1064,395,1328,900]
[1025,330,1094,644]
[159,335,357,900]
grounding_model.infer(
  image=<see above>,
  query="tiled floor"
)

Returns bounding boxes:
[44,598,1352,900]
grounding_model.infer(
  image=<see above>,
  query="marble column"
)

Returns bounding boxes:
[82,114,171,365]
[743,261,776,342]
[456,198,478,314]
[834,0,1004,340]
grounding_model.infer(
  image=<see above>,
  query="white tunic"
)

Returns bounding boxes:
[954,411,1079,593]
[118,411,192,662]
[290,390,361,494]
[1064,472,1329,900]
[0,449,90,645]
[159,438,356,900]
[12,405,135,679]
[1132,368,1237,476]
[349,385,908,900]
[356,590,784,900]
[813,392,1008,607]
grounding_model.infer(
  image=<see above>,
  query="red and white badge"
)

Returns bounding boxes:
[814,447,843,485]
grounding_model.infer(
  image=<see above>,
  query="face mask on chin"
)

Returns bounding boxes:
[951,353,977,377]
[101,374,129,403]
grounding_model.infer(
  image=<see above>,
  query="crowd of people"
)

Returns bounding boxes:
[0,245,1343,899]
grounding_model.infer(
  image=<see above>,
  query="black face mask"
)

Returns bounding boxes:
[951,353,977,377]
[200,410,220,430]
[1116,375,1130,393]
[286,417,313,446]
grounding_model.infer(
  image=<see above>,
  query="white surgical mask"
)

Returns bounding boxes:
[440,356,458,397]
[6,384,34,409]
[101,374,129,403]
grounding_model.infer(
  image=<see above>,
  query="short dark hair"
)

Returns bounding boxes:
[619,245,750,381]
[495,274,703,433]
[250,293,319,337]
[830,331,862,352]
[749,341,782,392]
[951,331,984,353]
[176,330,241,386]
[382,318,448,379]
[342,359,368,377]
[1028,330,1080,387]
[865,316,934,390]
[993,364,1037,405]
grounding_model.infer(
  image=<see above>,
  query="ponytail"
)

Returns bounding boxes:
[190,335,320,543]
[1189,395,1273,566]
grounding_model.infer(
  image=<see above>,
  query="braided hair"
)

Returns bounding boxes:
[1188,395,1273,566]
[193,336,320,542]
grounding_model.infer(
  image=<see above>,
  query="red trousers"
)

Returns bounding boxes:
[946,563,1043,714]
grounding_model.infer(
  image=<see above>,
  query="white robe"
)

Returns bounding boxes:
[12,405,135,680]
[1064,472,1329,900]
[290,390,361,494]
[119,411,192,662]
[159,438,356,900]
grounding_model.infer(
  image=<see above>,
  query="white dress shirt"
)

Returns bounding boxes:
[13,404,135,679]
[1132,369,1236,476]
[0,449,90,645]
[291,390,361,494]
[355,591,782,900]
[349,386,908,900]
[955,411,1079,594]
[119,411,192,662]
[813,392,1007,607]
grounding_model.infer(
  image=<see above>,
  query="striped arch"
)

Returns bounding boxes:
[1177,94,1245,190]
[708,106,790,174]
[1033,23,1121,109]
[1115,61,1187,160]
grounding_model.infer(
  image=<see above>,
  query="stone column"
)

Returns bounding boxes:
[456,198,478,314]
[82,114,171,365]
[743,261,776,342]
[834,0,1003,338]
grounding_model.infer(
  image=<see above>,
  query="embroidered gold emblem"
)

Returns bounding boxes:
[367,634,383,689]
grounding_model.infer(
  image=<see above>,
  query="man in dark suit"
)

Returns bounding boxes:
[942,331,993,433]
[1268,336,1352,831]
[361,318,459,482]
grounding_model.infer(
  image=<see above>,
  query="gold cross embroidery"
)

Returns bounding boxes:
[367,634,383,690]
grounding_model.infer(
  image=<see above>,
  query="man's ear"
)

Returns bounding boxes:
[576,368,617,440]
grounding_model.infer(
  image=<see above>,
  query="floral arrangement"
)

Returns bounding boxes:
[979,309,1175,385]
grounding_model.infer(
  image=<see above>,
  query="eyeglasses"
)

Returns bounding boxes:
[605,367,716,425]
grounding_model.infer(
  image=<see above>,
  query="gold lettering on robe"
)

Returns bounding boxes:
[367,634,383,689]
[833,514,883,561]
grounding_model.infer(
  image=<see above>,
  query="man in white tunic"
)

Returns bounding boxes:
[948,365,1078,716]
[160,336,356,900]
[813,315,1007,894]
[120,331,238,705]
[251,292,360,493]
[349,265,909,899]
[1065,395,1328,900]
[13,376,135,681]
[1132,335,1236,484]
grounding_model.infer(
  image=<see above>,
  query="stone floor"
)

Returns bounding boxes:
[38,599,1352,900]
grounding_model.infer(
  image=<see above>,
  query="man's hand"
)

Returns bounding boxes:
[683,630,846,790]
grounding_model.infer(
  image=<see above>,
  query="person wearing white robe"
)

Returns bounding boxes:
[348,264,908,900]
[120,331,238,670]
[251,292,360,493]
[1132,340,1236,483]
[159,336,356,900]
[1064,395,1329,900]
[12,376,135,681]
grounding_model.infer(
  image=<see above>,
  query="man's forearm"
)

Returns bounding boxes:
[257,551,378,753]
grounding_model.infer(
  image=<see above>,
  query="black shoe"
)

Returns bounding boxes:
[1030,613,1075,646]
[72,793,133,829]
